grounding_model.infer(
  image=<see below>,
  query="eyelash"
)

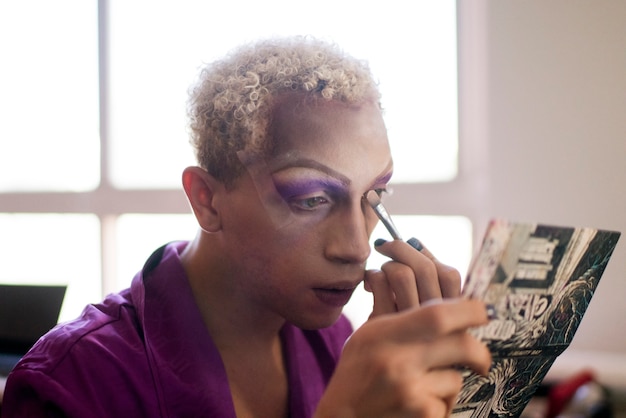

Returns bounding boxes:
[286,188,389,212]
[373,187,388,197]
[291,195,330,211]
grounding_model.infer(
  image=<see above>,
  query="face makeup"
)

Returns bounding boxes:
[272,177,346,208]
[236,150,296,229]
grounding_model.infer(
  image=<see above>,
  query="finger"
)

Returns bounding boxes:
[408,242,462,299]
[364,269,397,317]
[379,261,420,310]
[423,329,492,377]
[389,369,461,418]
[411,369,464,417]
[374,240,444,303]
[394,299,491,342]
[435,262,462,298]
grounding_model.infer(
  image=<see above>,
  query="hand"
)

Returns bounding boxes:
[364,239,461,317]
[315,299,492,418]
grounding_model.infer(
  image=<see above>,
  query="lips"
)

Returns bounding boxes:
[313,286,357,307]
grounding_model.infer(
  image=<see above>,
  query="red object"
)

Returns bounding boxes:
[546,370,596,418]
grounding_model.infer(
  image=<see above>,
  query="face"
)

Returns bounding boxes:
[218,97,392,329]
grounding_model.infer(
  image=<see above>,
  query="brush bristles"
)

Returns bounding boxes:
[364,190,383,208]
[364,190,402,240]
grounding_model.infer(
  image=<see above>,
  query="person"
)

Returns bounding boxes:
[2,36,491,418]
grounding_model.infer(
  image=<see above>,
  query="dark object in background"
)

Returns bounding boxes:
[0,284,66,375]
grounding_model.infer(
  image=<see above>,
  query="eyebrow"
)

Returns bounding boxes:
[270,155,394,189]
[270,157,352,186]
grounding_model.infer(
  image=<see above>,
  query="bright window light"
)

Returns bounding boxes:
[115,214,197,291]
[0,214,101,322]
[108,0,457,188]
[0,1,464,329]
[0,0,100,192]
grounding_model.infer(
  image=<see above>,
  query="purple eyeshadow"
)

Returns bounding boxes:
[375,172,393,186]
[273,178,346,200]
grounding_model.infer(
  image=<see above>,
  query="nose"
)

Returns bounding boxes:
[324,201,373,265]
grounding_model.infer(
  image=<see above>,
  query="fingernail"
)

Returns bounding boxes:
[374,238,387,247]
[486,304,497,320]
[407,237,423,251]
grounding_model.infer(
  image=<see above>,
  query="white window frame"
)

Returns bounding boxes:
[0,0,490,298]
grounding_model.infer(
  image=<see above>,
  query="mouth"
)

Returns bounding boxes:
[312,286,357,308]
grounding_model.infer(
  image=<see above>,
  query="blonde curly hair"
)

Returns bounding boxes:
[187,36,381,185]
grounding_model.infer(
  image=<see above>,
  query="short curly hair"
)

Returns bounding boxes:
[187,36,382,185]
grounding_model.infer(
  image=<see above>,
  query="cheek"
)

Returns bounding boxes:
[233,217,320,267]
[234,231,320,297]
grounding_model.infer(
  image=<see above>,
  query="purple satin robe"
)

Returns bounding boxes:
[2,242,352,417]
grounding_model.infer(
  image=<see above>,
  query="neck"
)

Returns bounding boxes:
[180,231,286,350]
[181,231,290,418]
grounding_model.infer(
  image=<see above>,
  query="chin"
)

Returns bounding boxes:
[290,309,344,331]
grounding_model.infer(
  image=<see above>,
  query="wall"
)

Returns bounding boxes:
[481,0,626,388]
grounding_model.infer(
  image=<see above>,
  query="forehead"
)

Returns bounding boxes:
[269,96,391,166]
[235,96,392,229]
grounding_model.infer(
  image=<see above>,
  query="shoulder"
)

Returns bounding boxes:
[8,290,142,379]
[3,242,194,417]
[3,289,157,416]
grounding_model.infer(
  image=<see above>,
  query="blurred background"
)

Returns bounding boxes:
[0,0,624,402]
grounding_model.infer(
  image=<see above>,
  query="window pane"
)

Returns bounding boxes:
[0,0,100,192]
[0,214,101,322]
[108,0,457,188]
[115,214,197,291]
[344,215,472,328]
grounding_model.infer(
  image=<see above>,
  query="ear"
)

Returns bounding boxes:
[182,166,224,233]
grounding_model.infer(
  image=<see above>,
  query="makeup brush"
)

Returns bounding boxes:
[364,190,423,251]
[364,190,402,240]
